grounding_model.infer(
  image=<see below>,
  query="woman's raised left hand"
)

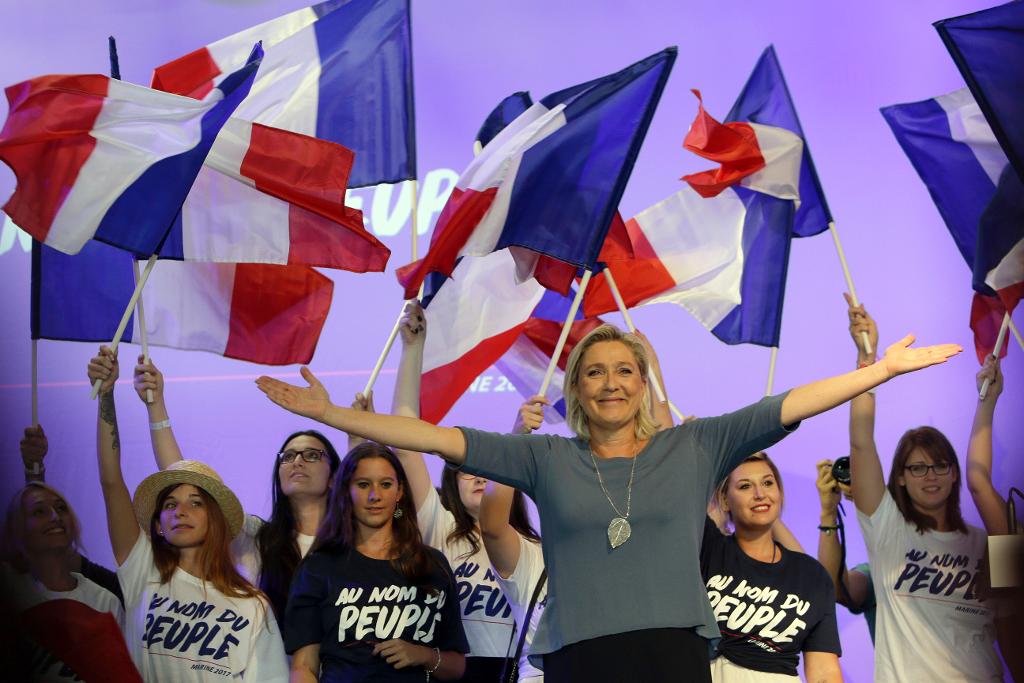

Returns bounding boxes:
[256,367,330,421]
[880,334,962,378]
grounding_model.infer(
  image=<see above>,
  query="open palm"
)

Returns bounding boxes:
[882,334,962,377]
[256,367,330,420]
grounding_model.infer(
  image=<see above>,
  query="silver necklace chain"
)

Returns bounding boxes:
[589,444,639,520]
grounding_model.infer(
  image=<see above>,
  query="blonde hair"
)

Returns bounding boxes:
[1,483,82,571]
[716,452,784,530]
[563,324,660,441]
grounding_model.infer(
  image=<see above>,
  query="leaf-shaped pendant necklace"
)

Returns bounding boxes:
[589,442,639,549]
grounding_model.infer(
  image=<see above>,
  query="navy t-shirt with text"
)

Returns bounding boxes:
[700,517,841,675]
[285,545,469,683]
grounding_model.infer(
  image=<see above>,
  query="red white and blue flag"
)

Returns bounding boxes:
[0,48,262,256]
[882,87,1018,361]
[584,94,801,348]
[152,0,415,188]
[397,48,676,299]
[31,239,334,365]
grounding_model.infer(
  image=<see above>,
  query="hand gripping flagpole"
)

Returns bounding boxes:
[600,266,685,422]
[979,313,1010,400]
[539,270,593,397]
[828,222,872,356]
[364,180,420,397]
[90,255,159,399]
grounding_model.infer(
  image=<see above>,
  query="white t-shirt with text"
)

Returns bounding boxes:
[117,532,289,682]
[417,486,516,658]
[857,491,1001,682]
[492,535,547,682]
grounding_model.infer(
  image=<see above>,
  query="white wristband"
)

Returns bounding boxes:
[149,419,171,431]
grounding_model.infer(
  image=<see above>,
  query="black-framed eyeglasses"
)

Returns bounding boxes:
[278,448,327,464]
[904,462,952,478]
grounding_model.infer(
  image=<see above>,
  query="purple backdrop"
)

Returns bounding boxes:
[0,2,1020,680]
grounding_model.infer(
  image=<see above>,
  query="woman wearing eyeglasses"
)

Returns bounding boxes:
[133,356,341,623]
[845,296,1002,682]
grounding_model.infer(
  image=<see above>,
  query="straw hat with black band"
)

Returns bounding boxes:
[132,460,245,538]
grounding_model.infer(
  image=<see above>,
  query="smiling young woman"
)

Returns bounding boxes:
[844,300,1002,682]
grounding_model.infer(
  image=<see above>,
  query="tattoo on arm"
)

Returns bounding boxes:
[100,392,120,451]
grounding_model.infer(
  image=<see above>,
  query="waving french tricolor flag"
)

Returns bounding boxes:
[882,87,1018,361]
[155,118,390,272]
[419,250,545,424]
[397,48,676,300]
[32,239,334,365]
[584,95,800,347]
[724,45,831,238]
[152,0,415,188]
[0,48,261,256]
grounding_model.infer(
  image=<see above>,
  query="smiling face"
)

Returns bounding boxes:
[721,460,783,532]
[573,340,647,434]
[21,488,76,554]
[278,434,333,500]
[156,484,210,549]
[349,457,403,532]
[897,447,957,514]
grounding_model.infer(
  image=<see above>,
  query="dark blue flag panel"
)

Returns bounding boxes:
[710,188,795,347]
[31,240,134,342]
[936,1,1024,181]
[727,46,831,238]
[314,0,417,186]
[495,47,676,271]
[975,164,1024,295]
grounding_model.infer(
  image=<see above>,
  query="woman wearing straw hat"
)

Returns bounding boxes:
[133,354,343,623]
[89,347,288,682]
[257,323,961,682]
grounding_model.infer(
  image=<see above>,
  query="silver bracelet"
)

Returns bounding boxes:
[149,419,171,431]
[425,647,441,681]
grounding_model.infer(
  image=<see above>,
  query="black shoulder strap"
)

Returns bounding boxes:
[502,568,548,683]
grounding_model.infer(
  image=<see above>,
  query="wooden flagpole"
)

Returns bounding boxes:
[132,259,154,403]
[539,270,593,397]
[979,313,1010,400]
[600,266,685,421]
[1008,316,1024,352]
[828,221,872,356]
[90,254,159,399]
[765,346,779,396]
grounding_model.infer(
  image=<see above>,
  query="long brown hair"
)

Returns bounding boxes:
[887,427,967,534]
[313,443,441,588]
[440,468,540,560]
[150,484,264,601]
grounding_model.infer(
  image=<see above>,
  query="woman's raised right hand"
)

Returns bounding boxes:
[133,354,165,404]
[87,346,119,394]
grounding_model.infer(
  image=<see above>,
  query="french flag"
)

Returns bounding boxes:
[724,45,832,238]
[152,0,415,188]
[495,288,605,423]
[156,118,390,272]
[32,240,334,366]
[882,87,1016,361]
[584,96,801,348]
[419,249,545,424]
[0,48,261,256]
[397,48,676,300]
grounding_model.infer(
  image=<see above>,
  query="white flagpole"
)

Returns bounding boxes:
[1009,316,1024,352]
[828,221,872,356]
[601,266,685,422]
[90,254,158,399]
[539,270,593,397]
[766,346,779,396]
[31,339,38,426]
[132,259,153,403]
[979,313,1010,400]
[364,179,421,398]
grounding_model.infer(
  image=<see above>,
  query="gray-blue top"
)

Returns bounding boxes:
[458,392,795,662]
